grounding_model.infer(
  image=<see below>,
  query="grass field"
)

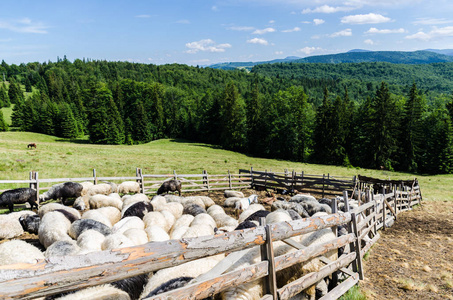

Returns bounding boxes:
[1,106,13,125]
[0,131,451,201]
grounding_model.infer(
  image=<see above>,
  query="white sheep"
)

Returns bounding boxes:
[54,284,131,300]
[76,229,106,253]
[123,228,149,246]
[224,190,244,198]
[89,194,123,210]
[238,204,266,223]
[181,224,213,238]
[45,240,80,258]
[207,204,225,216]
[96,206,121,225]
[163,202,183,220]
[118,181,141,194]
[85,183,117,196]
[122,193,150,211]
[145,225,170,242]
[170,214,194,235]
[190,213,216,230]
[0,214,25,239]
[38,211,73,249]
[73,195,90,210]
[150,195,167,211]
[139,256,223,299]
[81,210,113,228]
[223,197,241,207]
[112,216,145,235]
[211,213,238,229]
[101,233,135,250]
[235,194,259,214]
[159,210,176,232]
[80,181,94,196]
[169,225,189,240]
[143,211,168,231]
[0,239,44,265]
[38,203,81,219]
[182,196,206,209]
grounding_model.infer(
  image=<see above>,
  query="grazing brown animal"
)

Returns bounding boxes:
[27,143,37,149]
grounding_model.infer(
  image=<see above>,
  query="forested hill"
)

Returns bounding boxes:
[1,58,453,175]
[209,50,453,70]
[251,62,453,100]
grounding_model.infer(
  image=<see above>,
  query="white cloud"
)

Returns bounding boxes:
[247,38,269,45]
[228,26,255,31]
[252,27,276,34]
[341,13,391,24]
[405,26,453,41]
[176,19,191,24]
[212,6,219,11]
[191,59,210,64]
[364,39,374,45]
[302,5,355,14]
[0,18,49,34]
[313,19,325,26]
[366,27,406,34]
[282,27,301,33]
[297,46,323,55]
[413,18,453,25]
[185,39,232,54]
[330,29,352,37]
[135,15,151,18]
[269,20,275,24]
[275,51,284,55]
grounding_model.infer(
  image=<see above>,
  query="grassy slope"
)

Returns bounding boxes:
[0,131,451,201]
[1,106,13,125]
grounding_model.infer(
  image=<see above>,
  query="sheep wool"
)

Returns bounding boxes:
[38,203,81,219]
[117,181,141,194]
[170,214,194,235]
[38,211,73,249]
[81,210,113,228]
[89,194,123,210]
[0,240,44,266]
[77,229,106,253]
[96,206,122,226]
[54,284,131,300]
[45,240,80,258]
[163,202,183,220]
[143,211,167,231]
[112,216,145,235]
[123,228,149,246]
[0,216,24,239]
[101,233,135,250]
[145,225,170,242]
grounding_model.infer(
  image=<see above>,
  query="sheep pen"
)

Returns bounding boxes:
[0,178,441,300]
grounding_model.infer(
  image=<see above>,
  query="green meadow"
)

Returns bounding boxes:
[0,131,451,201]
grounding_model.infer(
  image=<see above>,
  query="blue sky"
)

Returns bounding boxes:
[1,0,453,66]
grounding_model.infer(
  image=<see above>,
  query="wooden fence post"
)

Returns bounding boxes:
[291,170,295,193]
[228,170,232,189]
[350,212,364,280]
[382,187,386,231]
[393,185,397,216]
[29,171,33,190]
[322,174,326,198]
[259,218,277,299]
[34,172,39,207]
[136,168,144,194]
[93,169,97,185]
[250,167,254,189]
[173,170,177,180]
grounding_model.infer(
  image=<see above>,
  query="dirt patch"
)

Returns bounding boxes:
[360,201,453,299]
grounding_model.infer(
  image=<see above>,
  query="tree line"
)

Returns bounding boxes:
[1,58,453,174]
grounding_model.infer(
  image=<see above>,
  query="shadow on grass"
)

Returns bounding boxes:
[55,138,91,144]
[168,138,224,150]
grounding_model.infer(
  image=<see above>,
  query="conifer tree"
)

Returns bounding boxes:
[218,81,246,151]
[7,80,24,104]
[246,79,264,156]
[0,82,9,107]
[0,110,8,131]
[399,83,425,172]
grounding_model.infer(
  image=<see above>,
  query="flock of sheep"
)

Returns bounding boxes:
[0,179,362,300]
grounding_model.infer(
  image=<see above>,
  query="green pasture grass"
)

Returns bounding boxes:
[0,131,451,201]
[339,285,367,300]
[1,105,13,125]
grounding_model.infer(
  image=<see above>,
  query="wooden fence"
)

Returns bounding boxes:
[241,168,357,198]
[0,170,422,299]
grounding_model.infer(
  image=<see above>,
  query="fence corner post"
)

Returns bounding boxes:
[259,218,277,299]
[93,169,97,185]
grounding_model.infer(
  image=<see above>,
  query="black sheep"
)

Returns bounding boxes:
[122,202,153,219]
[40,182,83,205]
[157,180,181,196]
[19,214,41,234]
[0,188,38,212]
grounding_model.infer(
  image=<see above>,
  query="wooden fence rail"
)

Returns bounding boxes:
[0,170,422,300]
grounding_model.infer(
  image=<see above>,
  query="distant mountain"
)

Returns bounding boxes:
[208,50,453,71]
[424,49,453,56]
[209,56,301,70]
[295,50,453,64]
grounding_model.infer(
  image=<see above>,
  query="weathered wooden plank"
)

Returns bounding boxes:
[319,273,359,300]
[350,201,375,215]
[269,213,351,242]
[146,261,269,300]
[278,253,356,300]
[275,234,355,272]
[357,213,374,232]
[261,295,274,300]
[361,232,380,257]
[0,227,268,299]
